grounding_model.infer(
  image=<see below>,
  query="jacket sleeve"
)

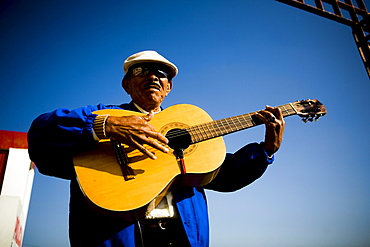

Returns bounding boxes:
[204,142,273,192]
[27,104,111,179]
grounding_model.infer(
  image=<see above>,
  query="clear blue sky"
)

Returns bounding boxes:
[1,1,369,246]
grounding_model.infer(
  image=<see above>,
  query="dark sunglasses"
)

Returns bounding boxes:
[131,65,169,79]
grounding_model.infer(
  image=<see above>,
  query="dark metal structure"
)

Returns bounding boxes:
[276,0,370,78]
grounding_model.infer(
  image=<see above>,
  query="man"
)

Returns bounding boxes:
[28,50,285,246]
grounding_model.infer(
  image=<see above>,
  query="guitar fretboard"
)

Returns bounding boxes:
[187,103,297,144]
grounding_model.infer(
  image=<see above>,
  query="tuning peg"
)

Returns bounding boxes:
[301,115,321,123]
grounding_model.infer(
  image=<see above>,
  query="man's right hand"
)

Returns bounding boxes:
[105,112,169,159]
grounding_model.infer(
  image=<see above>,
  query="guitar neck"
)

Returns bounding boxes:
[187,103,297,144]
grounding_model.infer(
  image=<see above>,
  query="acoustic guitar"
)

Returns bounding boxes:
[73,99,326,217]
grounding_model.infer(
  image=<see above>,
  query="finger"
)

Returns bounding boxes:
[254,111,269,124]
[131,138,158,160]
[144,138,169,153]
[146,130,168,144]
[265,105,283,120]
[255,110,276,124]
[130,130,169,153]
[141,131,169,153]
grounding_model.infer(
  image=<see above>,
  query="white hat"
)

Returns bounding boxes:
[123,50,178,78]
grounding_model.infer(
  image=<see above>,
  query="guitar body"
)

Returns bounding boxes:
[73,104,226,215]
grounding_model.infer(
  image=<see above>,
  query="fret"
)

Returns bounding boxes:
[233,116,243,130]
[219,119,229,136]
[236,115,246,129]
[279,103,296,117]
[200,123,210,140]
[209,122,219,138]
[207,121,220,138]
[207,121,220,139]
[190,125,201,143]
[225,118,233,133]
[196,124,206,142]
[281,104,288,116]
[229,117,237,133]
[242,113,256,127]
[215,120,225,136]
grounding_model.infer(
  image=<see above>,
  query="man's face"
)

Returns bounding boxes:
[123,64,172,110]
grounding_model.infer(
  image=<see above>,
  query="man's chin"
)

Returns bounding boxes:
[136,94,164,105]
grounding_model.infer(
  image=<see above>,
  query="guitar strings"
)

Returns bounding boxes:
[165,114,257,143]
[165,104,294,143]
[116,105,295,156]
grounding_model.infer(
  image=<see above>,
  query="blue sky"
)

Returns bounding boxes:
[1,1,370,246]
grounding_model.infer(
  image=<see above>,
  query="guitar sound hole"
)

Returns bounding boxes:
[166,128,191,150]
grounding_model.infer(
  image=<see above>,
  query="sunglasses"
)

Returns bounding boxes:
[131,65,169,79]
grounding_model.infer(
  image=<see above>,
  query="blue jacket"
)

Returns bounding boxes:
[28,102,273,246]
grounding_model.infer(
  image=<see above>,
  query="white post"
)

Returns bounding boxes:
[0,148,34,247]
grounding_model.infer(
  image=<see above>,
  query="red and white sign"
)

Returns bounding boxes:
[13,217,23,247]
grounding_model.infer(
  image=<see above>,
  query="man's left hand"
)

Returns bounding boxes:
[254,106,285,157]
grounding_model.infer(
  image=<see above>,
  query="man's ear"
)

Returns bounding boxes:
[165,80,173,96]
[122,78,131,94]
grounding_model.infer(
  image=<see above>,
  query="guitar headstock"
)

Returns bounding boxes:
[291,99,327,122]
